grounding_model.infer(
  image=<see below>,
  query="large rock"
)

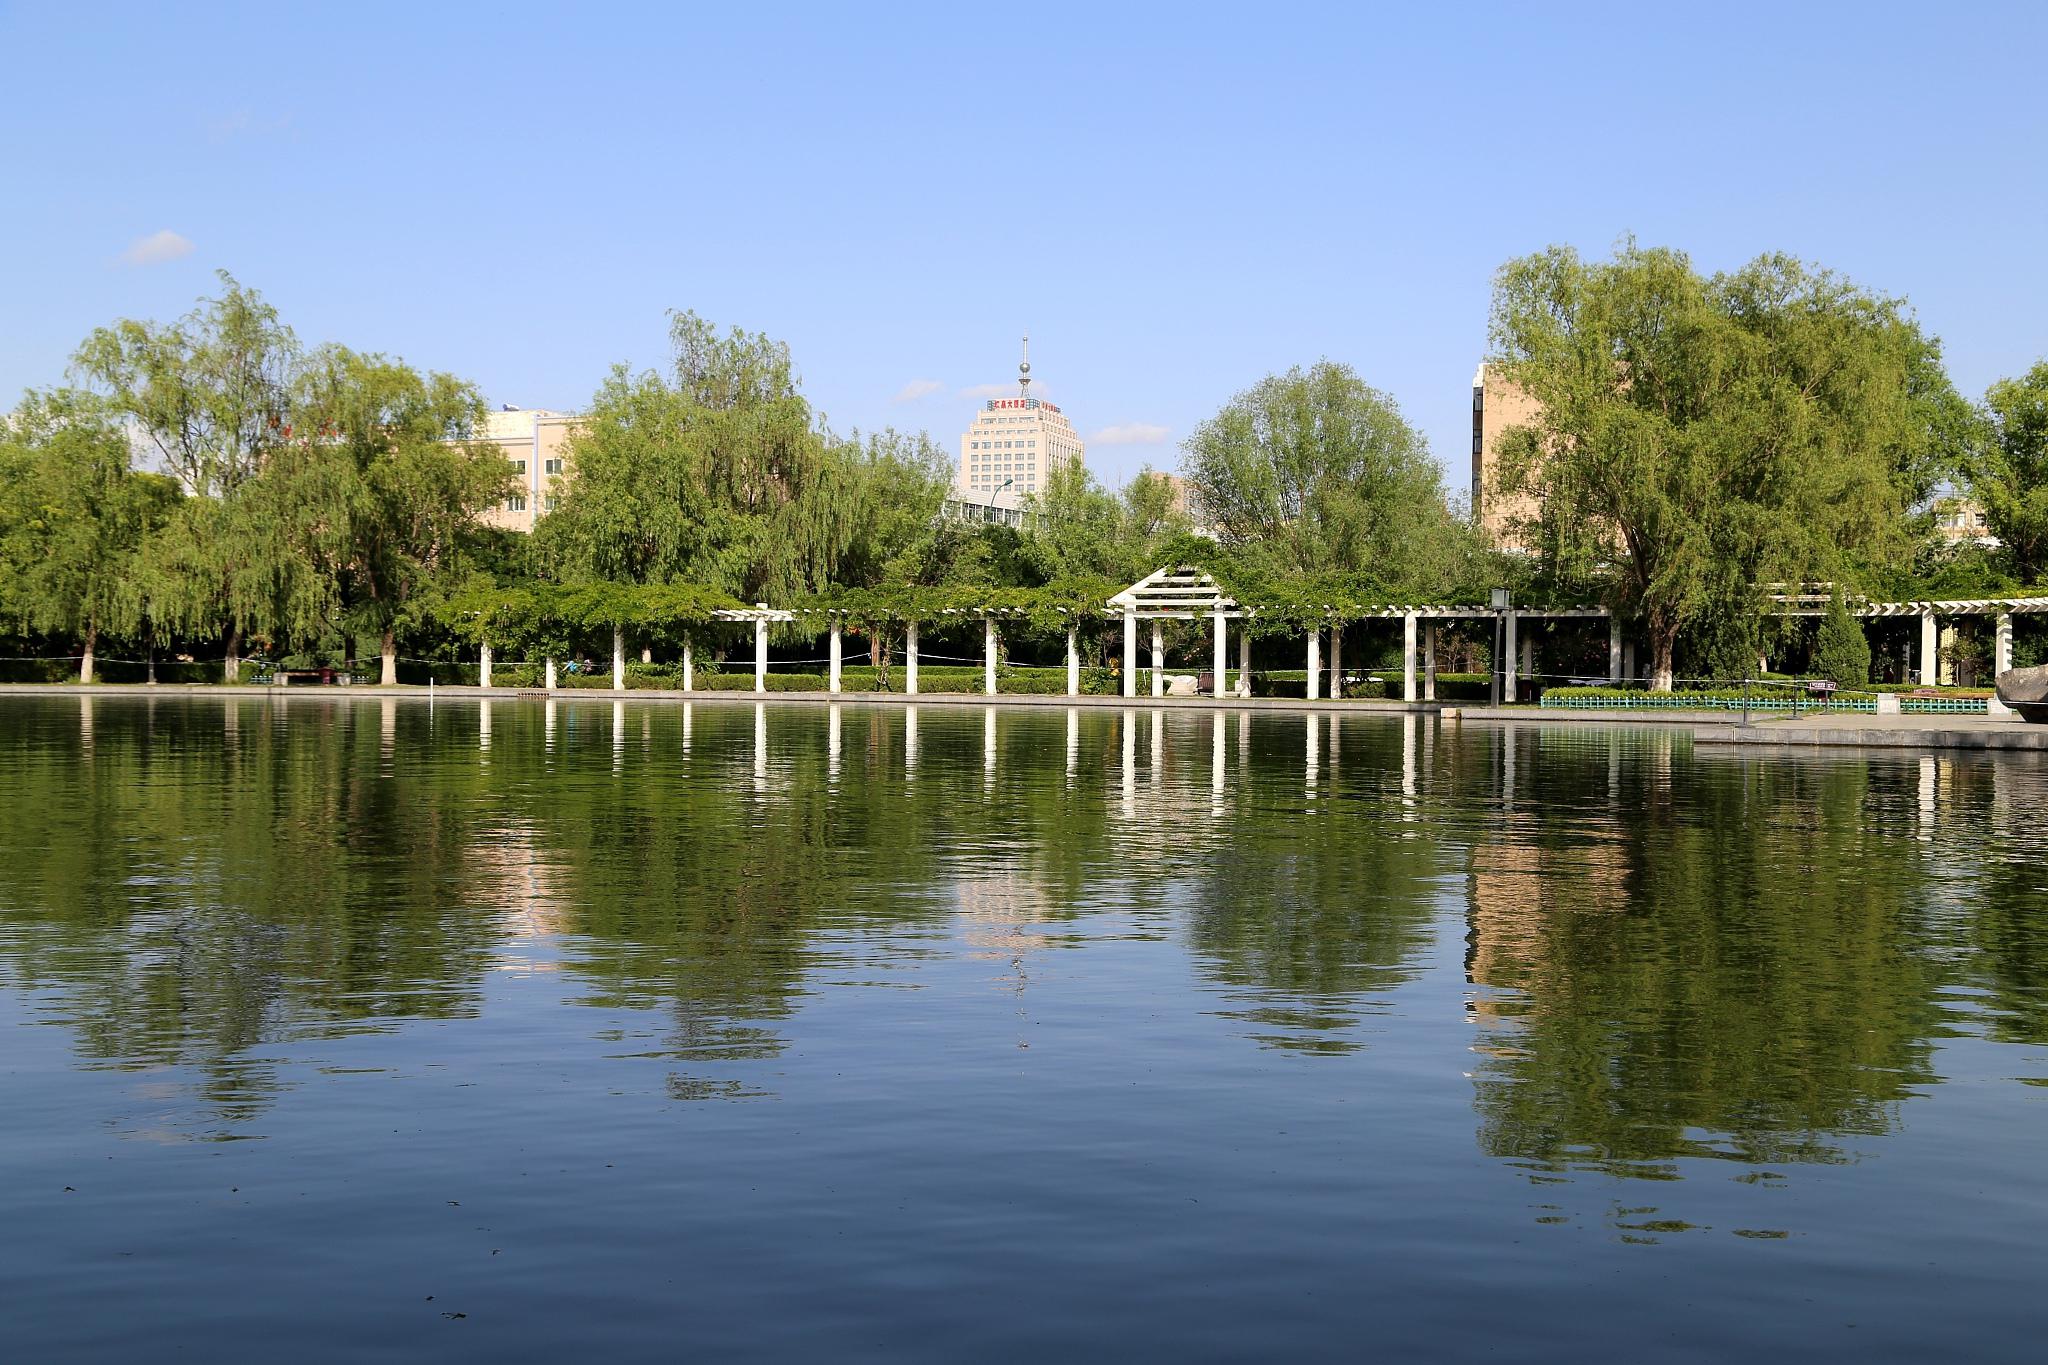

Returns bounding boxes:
[1996,664,2048,722]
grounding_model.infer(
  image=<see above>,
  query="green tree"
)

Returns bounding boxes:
[1811,589,1873,685]
[1973,361,2048,582]
[1181,361,1467,593]
[0,391,182,680]
[286,347,506,684]
[1490,243,1964,690]
[71,271,297,498]
[536,312,851,606]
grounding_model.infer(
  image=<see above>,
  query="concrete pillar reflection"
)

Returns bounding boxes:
[1402,612,1418,702]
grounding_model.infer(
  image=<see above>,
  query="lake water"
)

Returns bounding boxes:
[3,694,2045,1361]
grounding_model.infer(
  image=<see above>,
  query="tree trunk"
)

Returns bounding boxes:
[381,627,398,687]
[224,627,241,684]
[79,622,97,685]
[1648,626,1677,693]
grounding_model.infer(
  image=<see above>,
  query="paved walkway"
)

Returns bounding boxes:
[1696,712,2048,751]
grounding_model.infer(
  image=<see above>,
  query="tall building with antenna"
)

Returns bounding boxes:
[956,337,1085,500]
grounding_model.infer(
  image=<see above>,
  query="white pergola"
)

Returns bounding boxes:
[560,604,801,694]
[1105,568,1615,701]
[1109,568,1247,698]
[1767,591,2048,684]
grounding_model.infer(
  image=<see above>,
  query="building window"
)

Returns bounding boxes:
[509,459,527,474]
[506,495,527,513]
[544,458,564,475]
[544,494,560,512]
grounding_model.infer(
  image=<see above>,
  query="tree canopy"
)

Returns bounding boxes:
[1489,242,1966,689]
[1973,361,2048,583]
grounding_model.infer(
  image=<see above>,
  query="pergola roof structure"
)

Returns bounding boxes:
[1768,592,2048,618]
[1109,567,1242,619]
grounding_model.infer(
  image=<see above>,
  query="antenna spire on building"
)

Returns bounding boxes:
[1019,333,1031,399]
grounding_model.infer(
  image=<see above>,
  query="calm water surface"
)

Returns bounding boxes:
[3,695,2046,1361]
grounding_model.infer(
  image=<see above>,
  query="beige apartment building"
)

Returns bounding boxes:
[956,339,1084,501]
[475,408,579,533]
[1470,363,1542,551]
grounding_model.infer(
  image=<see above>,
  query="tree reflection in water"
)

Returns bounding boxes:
[1,697,2045,1178]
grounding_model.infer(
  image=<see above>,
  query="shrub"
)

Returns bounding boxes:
[1810,591,1872,686]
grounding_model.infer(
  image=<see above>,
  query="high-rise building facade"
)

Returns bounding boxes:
[1469,363,1542,552]
[956,339,1084,500]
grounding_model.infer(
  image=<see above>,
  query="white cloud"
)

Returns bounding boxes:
[892,378,944,403]
[120,230,195,267]
[1090,422,1171,446]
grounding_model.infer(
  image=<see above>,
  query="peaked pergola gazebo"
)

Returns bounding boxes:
[1109,568,1247,698]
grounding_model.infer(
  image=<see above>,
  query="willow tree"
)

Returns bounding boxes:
[1181,361,1471,595]
[0,391,182,680]
[283,347,505,684]
[72,274,306,678]
[536,313,830,599]
[71,271,297,499]
[1490,243,1966,690]
[1974,361,2048,583]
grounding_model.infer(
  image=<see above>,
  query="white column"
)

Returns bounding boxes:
[1939,621,1958,687]
[828,703,842,777]
[682,635,693,692]
[1239,629,1252,698]
[1402,612,1418,702]
[1520,629,1534,684]
[479,698,492,751]
[829,619,843,694]
[1919,611,1938,687]
[1608,616,1622,682]
[1328,623,1343,700]
[984,615,998,696]
[1424,623,1437,701]
[613,626,626,691]
[1503,613,1519,702]
[479,642,493,688]
[1122,609,1137,699]
[1213,607,1228,697]
[1306,628,1321,701]
[906,620,920,695]
[544,656,557,691]
[1066,625,1080,697]
[754,614,768,694]
[1996,612,2014,678]
[1150,620,1164,698]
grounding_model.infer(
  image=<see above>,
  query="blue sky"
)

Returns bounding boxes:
[3,1,2044,491]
